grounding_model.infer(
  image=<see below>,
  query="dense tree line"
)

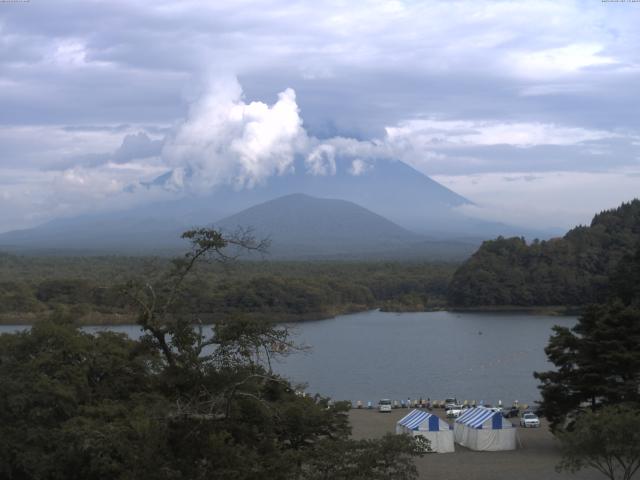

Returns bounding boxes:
[0,255,455,325]
[448,199,640,307]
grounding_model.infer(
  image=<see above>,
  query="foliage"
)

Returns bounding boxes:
[302,434,428,480]
[534,302,640,429]
[0,254,455,324]
[0,228,426,479]
[0,320,163,480]
[535,243,640,430]
[610,246,640,308]
[557,405,640,480]
[448,199,640,307]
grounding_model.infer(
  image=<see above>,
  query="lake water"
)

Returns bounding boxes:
[0,310,575,406]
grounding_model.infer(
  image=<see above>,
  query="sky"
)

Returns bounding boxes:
[1,0,639,233]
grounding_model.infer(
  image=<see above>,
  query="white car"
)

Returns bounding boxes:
[446,405,465,418]
[378,399,392,413]
[520,412,541,428]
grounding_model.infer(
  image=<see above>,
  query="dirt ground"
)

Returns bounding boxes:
[349,408,603,480]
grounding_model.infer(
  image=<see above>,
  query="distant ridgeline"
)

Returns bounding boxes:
[448,199,640,307]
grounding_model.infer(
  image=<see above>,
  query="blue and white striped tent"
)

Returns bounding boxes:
[396,409,454,453]
[454,407,516,451]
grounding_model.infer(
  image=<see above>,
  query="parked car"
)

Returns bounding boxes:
[444,397,458,409]
[520,412,541,428]
[378,399,392,413]
[446,405,464,418]
[502,406,520,418]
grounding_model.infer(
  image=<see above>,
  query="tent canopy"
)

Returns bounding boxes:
[455,407,513,429]
[397,409,451,431]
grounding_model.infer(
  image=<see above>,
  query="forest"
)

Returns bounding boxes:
[448,199,640,307]
[0,254,455,325]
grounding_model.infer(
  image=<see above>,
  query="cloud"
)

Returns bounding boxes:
[113,132,163,163]
[349,158,370,176]
[434,170,640,231]
[510,43,618,79]
[2,0,640,134]
[161,76,307,191]
[0,162,171,232]
[372,119,640,175]
[161,79,628,189]
[306,144,337,176]
[0,126,107,169]
[384,119,617,148]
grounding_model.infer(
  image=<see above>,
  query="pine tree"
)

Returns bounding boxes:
[535,244,640,430]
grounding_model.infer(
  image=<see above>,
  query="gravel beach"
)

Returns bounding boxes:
[349,409,602,480]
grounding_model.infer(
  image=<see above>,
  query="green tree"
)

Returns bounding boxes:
[302,434,429,480]
[0,320,164,480]
[534,302,640,429]
[534,243,640,430]
[448,199,640,307]
[557,405,640,480]
[0,228,426,479]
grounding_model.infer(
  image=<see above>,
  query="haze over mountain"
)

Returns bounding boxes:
[215,193,477,259]
[0,157,557,257]
[144,157,476,233]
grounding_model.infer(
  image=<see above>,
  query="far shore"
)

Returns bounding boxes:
[449,305,583,316]
[0,304,582,327]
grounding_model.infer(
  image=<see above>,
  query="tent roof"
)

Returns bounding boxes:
[397,409,447,431]
[455,407,511,429]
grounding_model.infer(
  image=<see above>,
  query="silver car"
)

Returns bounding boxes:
[520,412,541,427]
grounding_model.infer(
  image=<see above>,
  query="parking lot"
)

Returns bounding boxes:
[349,408,602,480]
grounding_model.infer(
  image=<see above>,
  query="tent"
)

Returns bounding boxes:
[396,409,455,453]
[453,407,516,451]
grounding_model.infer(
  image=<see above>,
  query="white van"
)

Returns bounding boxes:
[378,399,392,412]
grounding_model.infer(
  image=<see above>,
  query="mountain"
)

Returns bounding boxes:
[0,214,189,254]
[215,193,472,259]
[0,158,550,255]
[149,158,556,239]
[448,199,640,307]
[139,158,476,236]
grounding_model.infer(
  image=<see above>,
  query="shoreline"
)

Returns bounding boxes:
[448,305,583,316]
[0,304,581,327]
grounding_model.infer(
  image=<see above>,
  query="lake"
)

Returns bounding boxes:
[0,310,575,406]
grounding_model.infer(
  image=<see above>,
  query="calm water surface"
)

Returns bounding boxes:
[0,310,575,406]
[278,310,575,405]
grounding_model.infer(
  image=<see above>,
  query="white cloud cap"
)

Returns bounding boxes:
[162,76,307,191]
